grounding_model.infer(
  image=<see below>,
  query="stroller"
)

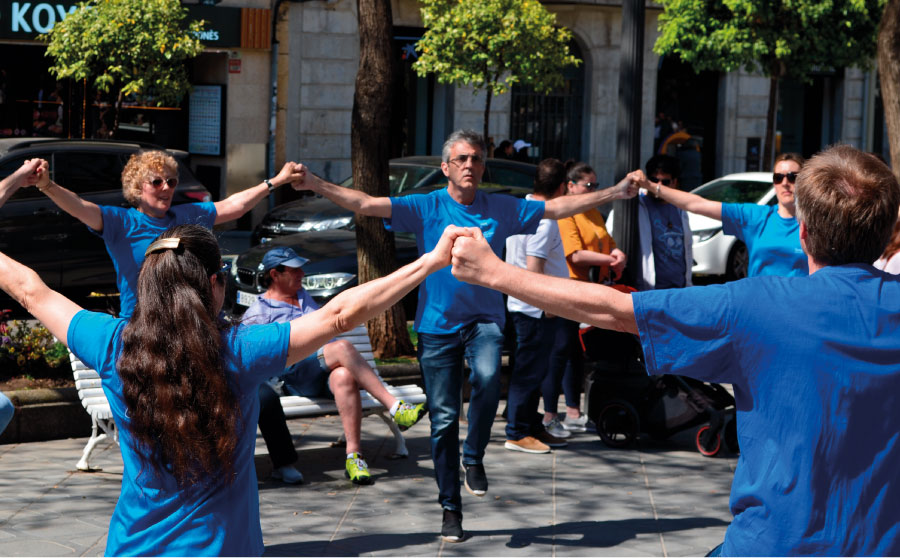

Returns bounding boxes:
[580,325,738,457]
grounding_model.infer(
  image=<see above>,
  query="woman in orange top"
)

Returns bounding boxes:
[541,162,627,436]
[558,162,627,282]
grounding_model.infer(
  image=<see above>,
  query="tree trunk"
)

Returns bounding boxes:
[879,0,900,180]
[483,89,492,148]
[352,0,414,358]
[763,74,779,171]
[112,87,124,139]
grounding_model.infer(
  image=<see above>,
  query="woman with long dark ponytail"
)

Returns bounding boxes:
[0,223,463,556]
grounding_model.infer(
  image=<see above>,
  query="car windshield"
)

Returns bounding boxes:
[692,179,772,204]
[340,165,442,194]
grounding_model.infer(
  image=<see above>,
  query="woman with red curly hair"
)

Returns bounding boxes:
[0,223,461,555]
[30,151,303,318]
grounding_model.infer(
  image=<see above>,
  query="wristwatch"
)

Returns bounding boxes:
[265,178,275,193]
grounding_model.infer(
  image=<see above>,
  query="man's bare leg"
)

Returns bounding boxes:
[321,339,397,408]
[328,366,363,454]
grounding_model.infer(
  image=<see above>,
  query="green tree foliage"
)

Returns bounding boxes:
[40,0,205,136]
[654,0,884,168]
[414,0,580,144]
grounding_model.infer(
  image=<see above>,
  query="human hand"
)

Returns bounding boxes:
[426,225,475,271]
[611,171,641,200]
[450,227,499,287]
[273,161,305,188]
[289,163,316,191]
[610,248,627,280]
[23,159,50,190]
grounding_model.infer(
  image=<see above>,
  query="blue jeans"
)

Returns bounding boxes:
[507,313,560,440]
[417,321,504,512]
[0,391,13,435]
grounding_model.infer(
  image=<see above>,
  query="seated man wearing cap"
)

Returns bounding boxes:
[242,246,426,485]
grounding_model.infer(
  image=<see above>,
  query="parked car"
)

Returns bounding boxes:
[226,229,420,316]
[689,172,775,280]
[0,138,212,312]
[232,158,538,314]
[252,156,536,244]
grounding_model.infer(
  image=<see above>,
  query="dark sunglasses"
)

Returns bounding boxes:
[215,261,231,283]
[773,172,798,184]
[647,176,672,186]
[572,181,600,191]
[150,177,178,188]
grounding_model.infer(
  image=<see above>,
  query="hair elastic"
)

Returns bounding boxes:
[144,237,181,257]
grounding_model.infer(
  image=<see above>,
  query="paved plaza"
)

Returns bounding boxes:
[0,403,736,556]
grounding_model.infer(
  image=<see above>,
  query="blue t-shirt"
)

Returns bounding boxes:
[721,202,807,277]
[95,203,218,318]
[633,265,900,556]
[67,310,290,557]
[386,188,544,333]
[645,196,686,288]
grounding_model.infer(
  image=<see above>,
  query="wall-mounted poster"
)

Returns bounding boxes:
[189,85,224,156]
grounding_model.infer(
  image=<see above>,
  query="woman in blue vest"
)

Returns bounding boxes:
[0,223,459,556]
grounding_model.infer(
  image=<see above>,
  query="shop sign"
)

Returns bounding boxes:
[0,0,242,46]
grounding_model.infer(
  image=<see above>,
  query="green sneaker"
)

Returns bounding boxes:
[345,453,373,485]
[392,400,426,430]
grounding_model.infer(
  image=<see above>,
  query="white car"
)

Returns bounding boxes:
[689,172,775,279]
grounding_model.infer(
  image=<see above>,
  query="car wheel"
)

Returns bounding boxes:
[726,241,748,280]
[596,400,640,448]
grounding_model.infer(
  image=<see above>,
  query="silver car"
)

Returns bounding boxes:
[689,172,775,280]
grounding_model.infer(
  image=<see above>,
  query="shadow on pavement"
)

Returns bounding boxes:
[262,516,728,555]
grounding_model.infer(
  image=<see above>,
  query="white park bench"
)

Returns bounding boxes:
[71,325,426,471]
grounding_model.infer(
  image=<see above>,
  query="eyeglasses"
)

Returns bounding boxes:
[149,177,178,188]
[449,154,484,166]
[647,176,672,186]
[773,172,798,184]
[215,261,231,283]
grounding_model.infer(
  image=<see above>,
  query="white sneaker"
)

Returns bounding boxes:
[542,416,572,439]
[561,413,589,433]
[272,465,304,484]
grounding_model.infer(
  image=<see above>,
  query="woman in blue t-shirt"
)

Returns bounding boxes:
[650,153,808,278]
[29,151,304,317]
[0,223,457,556]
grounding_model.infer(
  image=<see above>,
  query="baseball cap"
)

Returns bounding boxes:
[513,139,532,151]
[261,246,309,271]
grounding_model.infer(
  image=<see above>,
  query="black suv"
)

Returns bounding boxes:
[0,138,211,312]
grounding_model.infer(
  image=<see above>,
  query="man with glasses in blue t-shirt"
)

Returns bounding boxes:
[449,144,900,556]
[295,129,641,542]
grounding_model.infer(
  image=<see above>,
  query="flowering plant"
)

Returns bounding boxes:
[0,317,68,376]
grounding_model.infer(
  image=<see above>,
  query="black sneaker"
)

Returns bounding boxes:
[441,509,464,543]
[462,462,488,497]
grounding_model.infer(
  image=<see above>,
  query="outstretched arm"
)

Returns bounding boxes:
[284,225,468,365]
[293,168,393,219]
[451,228,637,334]
[213,162,305,224]
[543,171,642,220]
[648,178,722,220]
[0,251,82,345]
[0,159,42,207]
[32,159,104,231]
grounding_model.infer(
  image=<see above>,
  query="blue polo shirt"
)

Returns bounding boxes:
[633,265,900,556]
[721,203,807,277]
[95,203,218,318]
[386,188,544,334]
[67,310,290,556]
